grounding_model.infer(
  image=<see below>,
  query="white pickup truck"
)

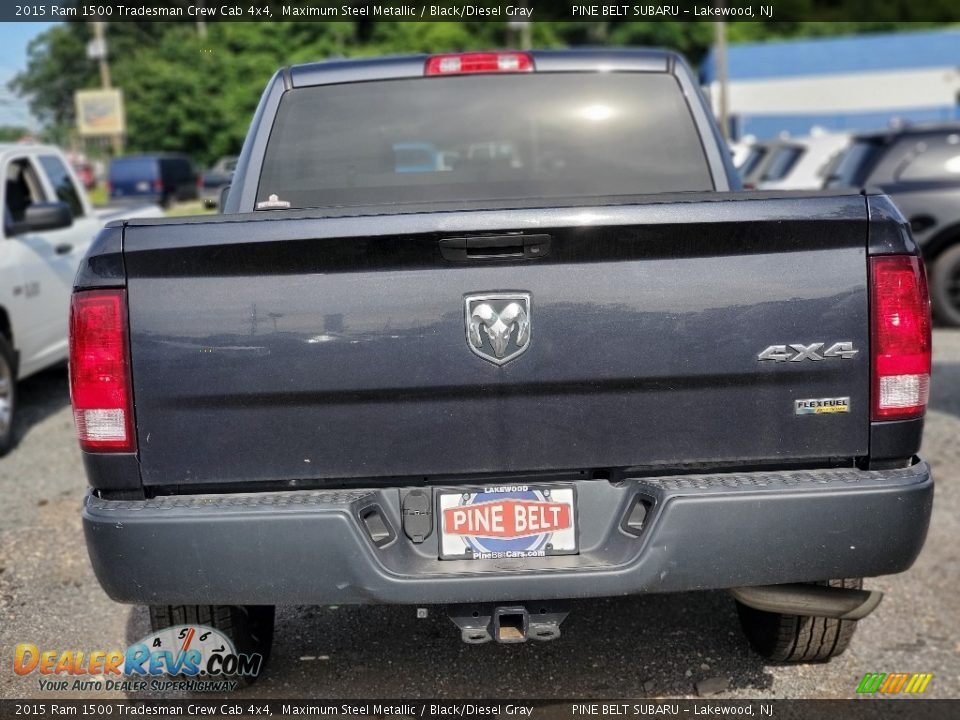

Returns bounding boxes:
[0,144,163,454]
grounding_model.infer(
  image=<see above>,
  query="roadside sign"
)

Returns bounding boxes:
[75,89,125,137]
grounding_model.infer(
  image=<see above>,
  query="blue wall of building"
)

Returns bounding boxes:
[703,28,960,140]
[702,28,960,83]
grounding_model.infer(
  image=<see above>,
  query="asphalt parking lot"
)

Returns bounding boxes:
[1,331,958,700]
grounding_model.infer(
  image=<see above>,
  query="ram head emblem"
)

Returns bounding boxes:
[464,293,531,365]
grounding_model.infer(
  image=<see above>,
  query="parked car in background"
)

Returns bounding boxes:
[757,131,850,190]
[824,123,960,324]
[0,144,163,454]
[728,135,757,171]
[736,140,772,188]
[66,152,98,190]
[107,153,198,208]
[739,132,850,190]
[74,163,96,190]
[200,155,238,208]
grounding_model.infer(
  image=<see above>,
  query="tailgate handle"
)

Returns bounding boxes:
[439,234,551,262]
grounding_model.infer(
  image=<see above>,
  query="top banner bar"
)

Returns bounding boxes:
[8,0,960,23]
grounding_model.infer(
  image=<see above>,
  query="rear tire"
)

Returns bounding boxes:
[0,334,17,457]
[735,579,862,663]
[148,605,275,681]
[930,243,960,327]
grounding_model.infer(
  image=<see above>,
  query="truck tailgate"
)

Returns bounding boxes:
[124,194,870,488]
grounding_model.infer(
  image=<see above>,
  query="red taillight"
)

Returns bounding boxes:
[69,289,136,453]
[425,52,534,76]
[870,255,931,421]
[152,178,163,193]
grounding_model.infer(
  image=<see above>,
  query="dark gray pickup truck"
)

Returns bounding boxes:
[71,49,933,673]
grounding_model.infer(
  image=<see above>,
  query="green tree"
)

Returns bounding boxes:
[0,126,32,142]
[9,18,958,165]
[9,23,95,144]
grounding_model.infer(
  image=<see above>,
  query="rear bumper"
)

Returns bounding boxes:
[83,461,933,606]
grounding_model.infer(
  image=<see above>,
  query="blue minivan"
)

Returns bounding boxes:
[108,154,198,208]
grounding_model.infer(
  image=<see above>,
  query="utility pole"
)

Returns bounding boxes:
[91,21,123,156]
[93,22,112,88]
[713,20,730,142]
[507,21,532,51]
[507,0,531,50]
[196,0,207,38]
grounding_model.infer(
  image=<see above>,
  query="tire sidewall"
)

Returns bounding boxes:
[735,579,862,663]
[0,334,16,455]
[931,245,960,327]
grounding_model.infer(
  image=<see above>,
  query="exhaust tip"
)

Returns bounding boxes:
[730,583,883,621]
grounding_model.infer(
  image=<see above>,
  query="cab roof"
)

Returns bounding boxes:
[287,48,680,88]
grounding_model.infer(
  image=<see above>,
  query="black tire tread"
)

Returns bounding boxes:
[148,604,275,679]
[150,605,237,637]
[736,579,861,663]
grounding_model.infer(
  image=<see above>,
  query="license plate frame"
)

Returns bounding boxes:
[437,485,578,561]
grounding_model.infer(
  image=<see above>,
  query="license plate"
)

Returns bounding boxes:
[438,485,578,560]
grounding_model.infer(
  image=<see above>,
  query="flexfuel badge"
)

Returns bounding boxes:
[795,397,851,415]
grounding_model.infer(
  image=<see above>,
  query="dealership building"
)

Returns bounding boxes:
[701,28,960,140]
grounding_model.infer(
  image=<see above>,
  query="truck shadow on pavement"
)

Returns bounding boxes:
[930,361,960,418]
[10,366,71,451]
[124,592,775,698]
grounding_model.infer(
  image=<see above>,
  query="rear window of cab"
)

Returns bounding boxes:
[257,72,714,211]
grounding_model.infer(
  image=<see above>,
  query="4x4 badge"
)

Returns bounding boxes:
[758,342,858,362]
[465,293,531,366]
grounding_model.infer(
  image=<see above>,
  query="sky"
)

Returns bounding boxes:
[0,22,56,128]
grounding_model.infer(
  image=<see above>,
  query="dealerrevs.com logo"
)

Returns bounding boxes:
[14,625,262,692]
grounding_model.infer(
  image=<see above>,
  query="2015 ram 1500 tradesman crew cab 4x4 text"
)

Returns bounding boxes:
[72,50,933,672]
